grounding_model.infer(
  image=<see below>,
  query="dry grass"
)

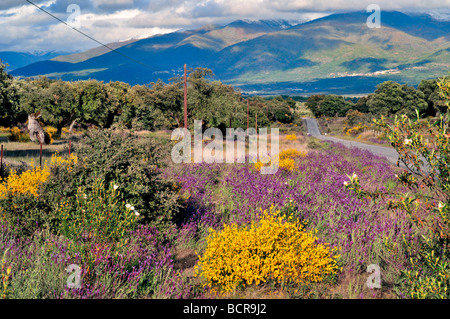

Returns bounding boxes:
[184,133,309,163]
[0,140,69,167]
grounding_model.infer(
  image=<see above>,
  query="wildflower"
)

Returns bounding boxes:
[113,184,119,190]
[343,181,349,186]
[438,202,444,209]
[134,211,140,217]
[126,204,131,209]
[285,134,297,141]
[404,138,412,145]
[195,206,339,294]
[130,206,135,211]
[352,173,358,179]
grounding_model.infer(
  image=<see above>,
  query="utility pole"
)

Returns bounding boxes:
[247,99,249,131]
[184,64,188,129]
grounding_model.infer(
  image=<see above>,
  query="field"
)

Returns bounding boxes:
[0,128,431,299]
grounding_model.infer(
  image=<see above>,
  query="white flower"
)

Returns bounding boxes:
[404,138,412,145]
[83,194,87,199]
[134,212,140,217]
[395,174,398,179]
[352,173,358,179]
[126,204,131,209]
[343,181,349,186]
[130,206,135,211]
[113,184,119,190]
[438,202,444,209]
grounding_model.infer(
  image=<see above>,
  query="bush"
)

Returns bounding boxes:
[44,126,59,144]
[351,76,450,298]
[41,129,181,231]
[0,162,50,199]
[8,127,29,142]
[307,138,328,150]
[56,178,139,242]
[195,205,340,294]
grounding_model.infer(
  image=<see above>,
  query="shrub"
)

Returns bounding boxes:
[345,123,368,136]
[194,205,340,294]
[41,129,181,231]
[44,126,59,144]
[8,127,29,142]
[0,162,50,199]
[56,179,139,242]
[285,134,297,141]
[355,76,450,298]
[279,149,306,160]
[254,149,306,172]
[307,138,328,150]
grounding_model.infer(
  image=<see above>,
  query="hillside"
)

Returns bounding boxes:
[9,11,450,94]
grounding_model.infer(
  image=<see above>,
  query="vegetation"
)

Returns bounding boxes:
[0,56,450,299]
[305,78,449,121]
[0,62,299,136]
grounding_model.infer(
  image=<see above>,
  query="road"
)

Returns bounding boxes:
[303,118,400,165]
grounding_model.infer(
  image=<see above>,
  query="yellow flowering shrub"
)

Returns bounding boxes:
[0,127,10,134]
[285,134,297,141]
[44,126,58,144]
[345,124,368,136]
[0,162,50,199]
[195,206,340,294]
[254,149,307,172]
[278,157,296,172]
[8,127,30,142]
[279,149,307,160]
[50,152,78,172]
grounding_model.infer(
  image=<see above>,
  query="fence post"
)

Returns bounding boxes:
[40,142,42,168]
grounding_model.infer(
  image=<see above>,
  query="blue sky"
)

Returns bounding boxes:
[1,0,449,53]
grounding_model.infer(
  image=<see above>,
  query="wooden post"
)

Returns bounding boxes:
[247,99,249,131]
[1,144,3,174]
[40,142,43,168]
[255,113,258,133]
[69,141,72,156]
[184,64,188,130]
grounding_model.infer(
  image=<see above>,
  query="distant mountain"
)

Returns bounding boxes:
[0,51,70,72]
[10,12,450,94]
[51,38,139,63]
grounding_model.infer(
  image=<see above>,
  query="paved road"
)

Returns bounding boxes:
[303,118,400,165]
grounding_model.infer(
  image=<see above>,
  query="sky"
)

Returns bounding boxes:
[1,0,449,53]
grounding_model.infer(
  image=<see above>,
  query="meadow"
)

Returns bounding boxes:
[0,128,429,299]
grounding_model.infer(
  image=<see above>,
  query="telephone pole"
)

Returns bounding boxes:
[184,64,188,129]
[247,99,249,131]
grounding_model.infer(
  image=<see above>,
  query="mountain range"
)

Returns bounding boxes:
[4,11,450,95]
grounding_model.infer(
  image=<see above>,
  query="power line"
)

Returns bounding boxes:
[24,0,162,72]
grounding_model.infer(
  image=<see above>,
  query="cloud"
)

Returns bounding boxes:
[268,0,450,12]
[1,0,449,53]
[0,0,48,11]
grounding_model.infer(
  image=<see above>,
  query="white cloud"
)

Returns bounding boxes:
[0,0,449,52]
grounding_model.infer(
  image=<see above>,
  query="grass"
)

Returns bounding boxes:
[0,141,69,168]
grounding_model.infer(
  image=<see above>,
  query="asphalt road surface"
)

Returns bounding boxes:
[303,118,400,165]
